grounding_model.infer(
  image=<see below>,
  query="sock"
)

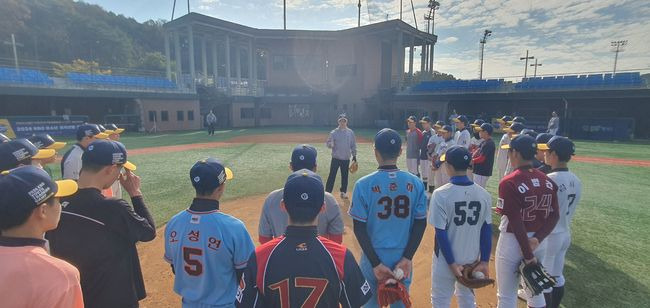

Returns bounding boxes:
[544,292,553,308]
[551,286,564,308]
[428,185,435,193]
[423,181,428,188]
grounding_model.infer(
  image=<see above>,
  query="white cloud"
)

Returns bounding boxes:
[439,37,459,44]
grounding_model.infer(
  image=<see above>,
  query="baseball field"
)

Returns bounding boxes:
[48,127,650,307]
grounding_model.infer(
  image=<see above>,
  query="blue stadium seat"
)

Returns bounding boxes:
[65,72,177,90]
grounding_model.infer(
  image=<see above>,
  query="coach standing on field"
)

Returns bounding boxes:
[548,111,560,135]
[47,139,156,308]
[325,114,357,199]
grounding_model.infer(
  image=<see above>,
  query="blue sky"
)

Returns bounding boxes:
[82,0,650,79]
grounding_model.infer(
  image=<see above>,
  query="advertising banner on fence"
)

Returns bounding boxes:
[0,116,90,138]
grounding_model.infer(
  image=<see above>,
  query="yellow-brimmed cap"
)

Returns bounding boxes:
[55,179,78,197]
[46,142,66,150]
[96,132,109,139]
[473,126,482,133]
[439,154,447,162]
[123,161,137,171]
[225,167,234,180]
[500,144,511,149]
[537,143,550,150]
[114,128,125,134]
[32,148,56,159]
[103,130,115,135]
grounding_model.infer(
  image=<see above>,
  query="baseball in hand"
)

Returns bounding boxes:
[473,271,485,279]
[393,268,405,280]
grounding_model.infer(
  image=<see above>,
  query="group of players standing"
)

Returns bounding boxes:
[0,112,582,308]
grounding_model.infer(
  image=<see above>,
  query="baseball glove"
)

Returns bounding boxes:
[456,261,494,289]
[349,160,359,173]
[519,261,556,296]
[377,280,412,308]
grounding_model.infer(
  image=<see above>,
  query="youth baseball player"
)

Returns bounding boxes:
[103,123,125,198]
[495,135,559,308]
[0,166,82,308]
[427,121,445,193]
[540,136,582,308]
[237,169,371,307]
[453,115,471,149]
[535,133,554,174]
[349,128,428,308]
[419,116,434,190]
[0,132,9,142]
[429,146,493,308]
[28,133,67,176]
[433,125,456,188]
[61,124,108,180]
[471,123,496,189]
[405,116,423,176]
[469,119,485,152]
[502,122,526,177]
[258,144,343,244]
[165,158,255,307]
[0,138,56,172]
[495,116,512,182]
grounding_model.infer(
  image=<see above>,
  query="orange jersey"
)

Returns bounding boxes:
[0,237,84,308]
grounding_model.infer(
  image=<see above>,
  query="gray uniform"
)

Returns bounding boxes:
[258,189,344,238]
[61,144,84,180]
[326,128,357,160]
[406,129,421,159]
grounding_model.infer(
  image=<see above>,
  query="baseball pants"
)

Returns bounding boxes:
[431,255,476,308]
[207,123,216,135]
[360,249,412,308]
[406,158,419,175]
[548,128,558,136]
[325,158,350,193]
[436,168,451,187]
[542,231,571,287]
[419,160,431,182]
[472,174,490,188]
[496,232,547,308]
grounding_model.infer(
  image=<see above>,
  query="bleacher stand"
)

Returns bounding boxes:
[412,79,505,92]
[515,72,645,90]
[66,72,177,89]
[0,67,54,86]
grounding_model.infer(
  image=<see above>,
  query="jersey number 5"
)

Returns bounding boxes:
[377,195,410,219]
[453,201,481,226]
[183,247,203,276]
[269,277,329,308]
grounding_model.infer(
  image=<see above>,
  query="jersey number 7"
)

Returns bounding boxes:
[269,277,329,307]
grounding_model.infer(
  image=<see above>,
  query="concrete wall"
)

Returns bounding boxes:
[139,98,201,131]
[230,101,333,128]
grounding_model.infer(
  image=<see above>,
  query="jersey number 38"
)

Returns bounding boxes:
[377,195,410,219]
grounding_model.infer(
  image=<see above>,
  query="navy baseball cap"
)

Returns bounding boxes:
[440,145,472,170]
[291,144,317,170]
[190,158,233,191]
[535,133,554,145]
[520,129,538,139]
[504,122,525,134]
[508,116,526,124]
[0,139,56,171]
[76,124,108,140]
[374,128,402,155]
[434,121,445,129]
[439,125,453,133]
[475,123,494,134]
[538,136,575,157]
[453,115,469,124]
[0,166,77,212]
[82,140,136,171]
[420,116,432,123]
[0,133,9,143]
[104,123,125,134]
[283,169,325,215]
[501,135,538,157]
[471,119,485,127]
[406,115,417,123]
[28,134,66,150]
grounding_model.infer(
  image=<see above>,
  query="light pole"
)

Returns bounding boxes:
[424,1,440,72]
[2,34,23,72]
[478,30,492,79]
[611,40,627,76]
[358,0,361,27]
[530,59,542,77]
[520,50,534,79]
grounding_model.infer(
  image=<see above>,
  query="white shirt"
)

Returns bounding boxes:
[454,129,471,149]
[428,182,492,264]
[62,145,84,180]
[547,170,582,233]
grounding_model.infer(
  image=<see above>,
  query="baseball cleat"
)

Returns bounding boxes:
[340,192,348,199]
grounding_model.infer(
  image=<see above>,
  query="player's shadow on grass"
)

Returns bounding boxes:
[562,244,650,307]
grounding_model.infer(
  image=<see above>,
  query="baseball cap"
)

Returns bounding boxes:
[498,116,513,124]
[501,135,538,157]
[475,123,494,134]
[82,140,136,171]
[535,133,554,146]
[291,144,317,170]
[406,115,417,123]
[282,169,325,218]
[439,145,472,170]
[76,124,108,140]
[0,133,9,143]
[105,123,125,134]
[337,114,348,122]
[0,139,56,171]
[503,122,525,134]
[190,158,233,192]
[538,136,575,157]
[420,116,432,123]
[520,129,538,139]
[28,134,66,150]
[0,166,78,212]
[471,119,485,127]
[434,121,445,129]
[508,116,526,125]
[374,128,402,156]
[453,115,469,124]
[439,125,453,134]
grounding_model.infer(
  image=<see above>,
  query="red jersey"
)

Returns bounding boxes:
[496,166,559,259]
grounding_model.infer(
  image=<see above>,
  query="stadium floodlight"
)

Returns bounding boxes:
[530,59,542,77]
[610,40,628,76]
[478,30,492,79]
[520,50,535,79]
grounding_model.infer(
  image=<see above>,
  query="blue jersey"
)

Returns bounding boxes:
[164,199,255,307]
[349,167,427,249]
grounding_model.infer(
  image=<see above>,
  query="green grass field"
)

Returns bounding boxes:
[48,128,650,307]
